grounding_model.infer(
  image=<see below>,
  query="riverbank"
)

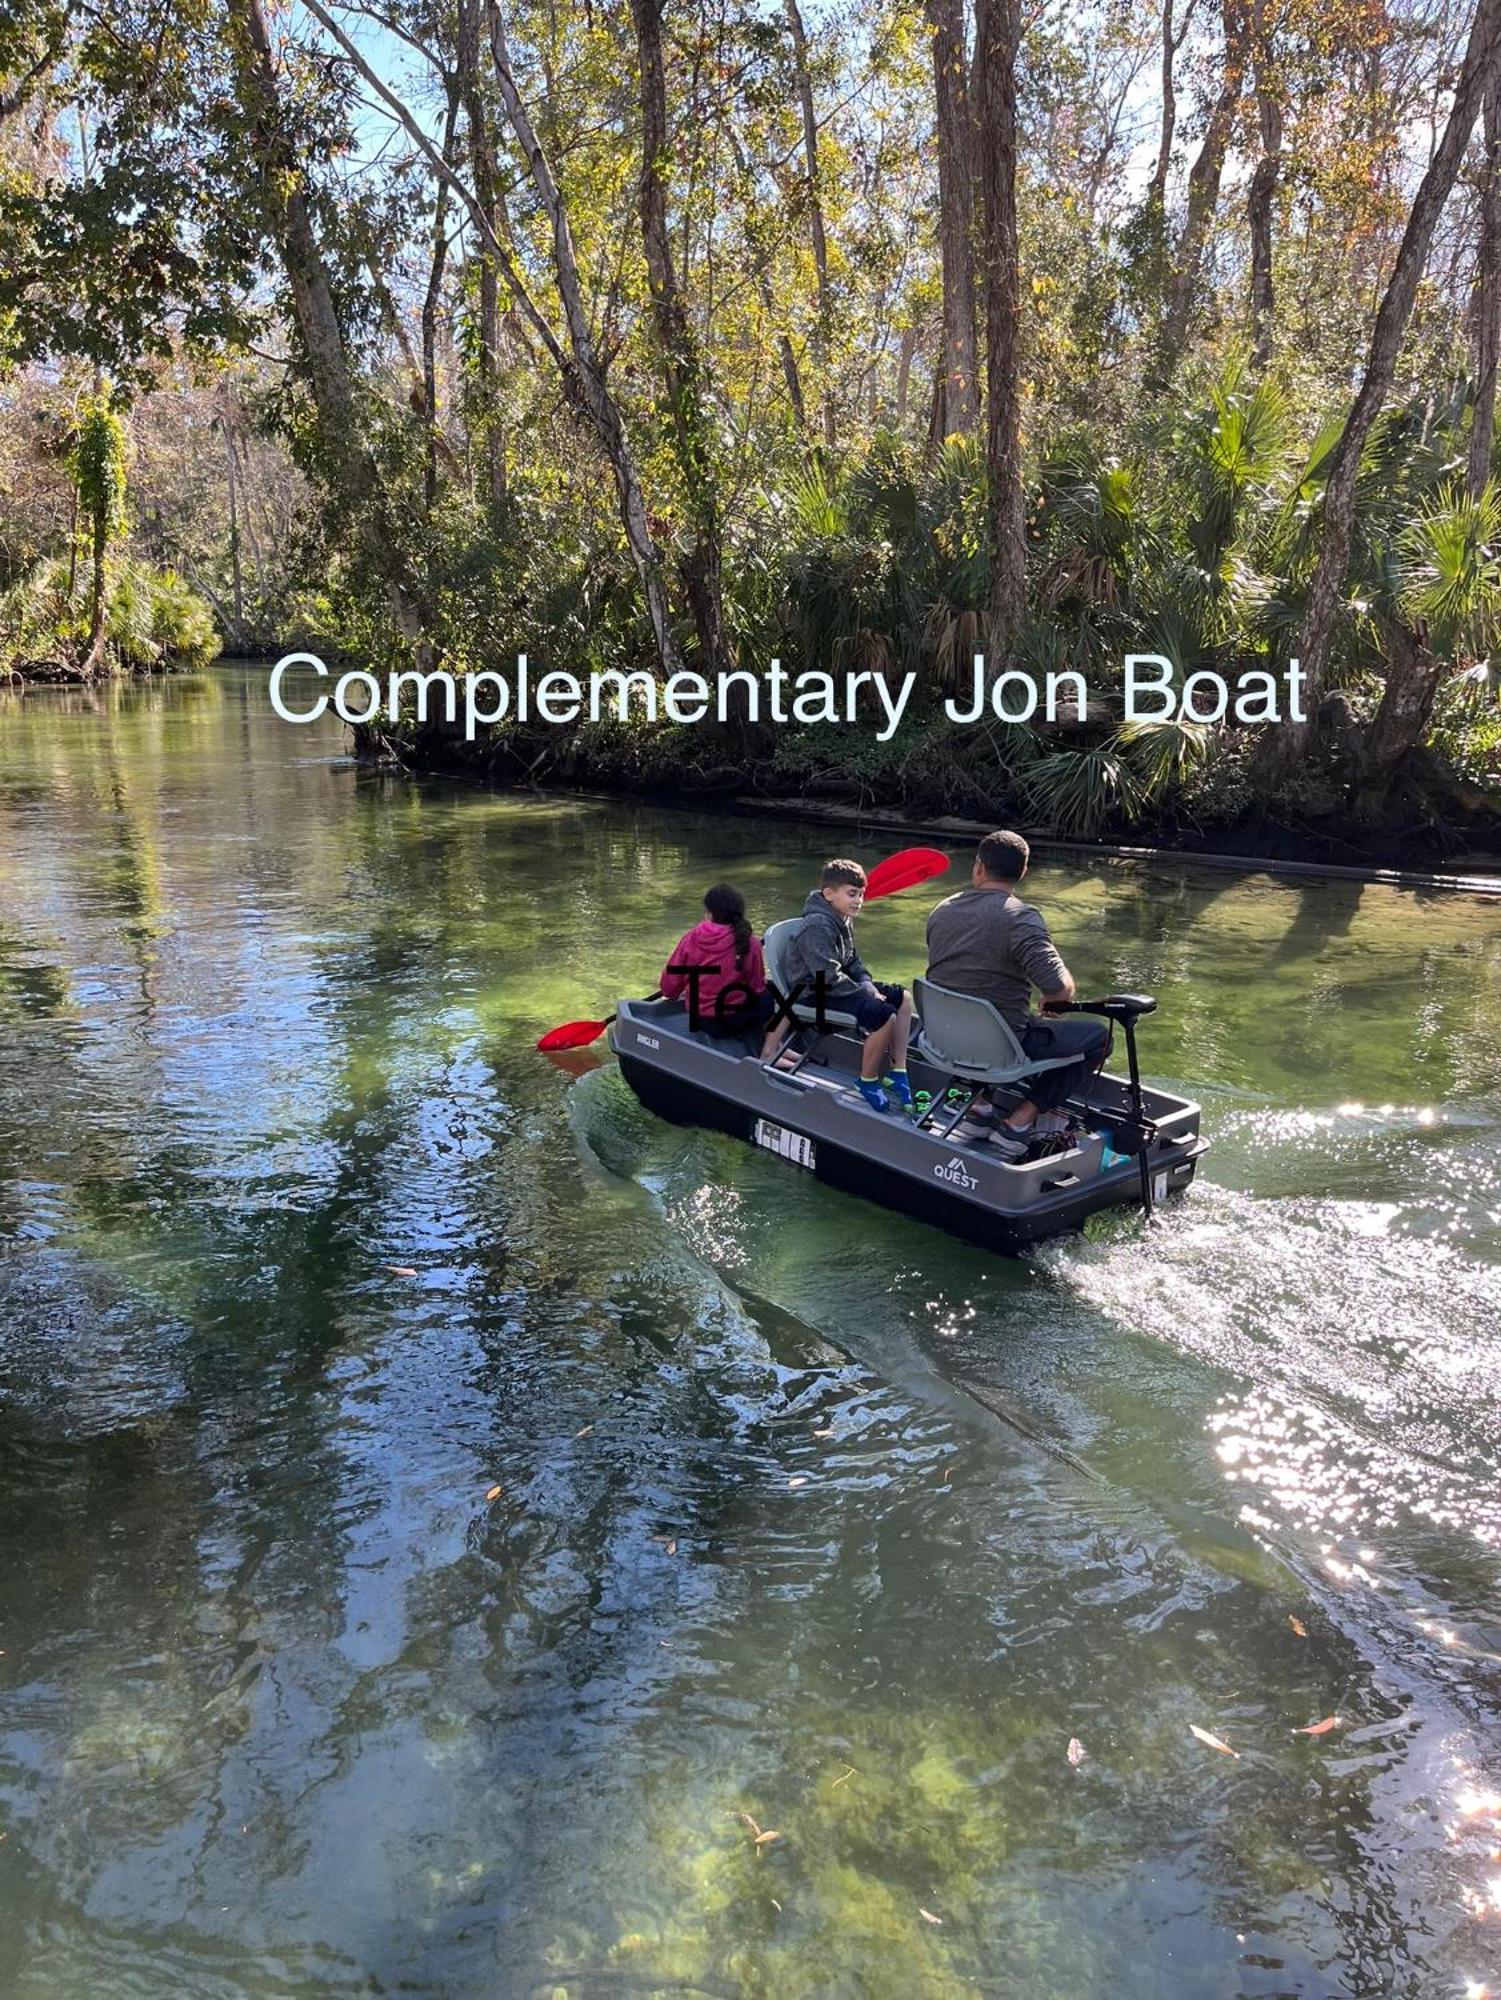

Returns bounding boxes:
[0,556,223,686]
[352,707,1501,883]
[4,651,205,686]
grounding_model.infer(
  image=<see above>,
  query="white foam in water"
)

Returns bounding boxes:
[1042,1179,1501,1560]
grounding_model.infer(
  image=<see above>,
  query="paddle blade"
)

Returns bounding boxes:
[542,1046,606,1079]
[536,1016,612,1051]
[864,846,950,901]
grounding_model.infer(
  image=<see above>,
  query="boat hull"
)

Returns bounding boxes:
[609,1000,1205,1253]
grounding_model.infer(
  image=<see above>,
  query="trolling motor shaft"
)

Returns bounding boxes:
[1063,994,1160,1219]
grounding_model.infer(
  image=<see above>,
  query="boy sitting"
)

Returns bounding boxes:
[780,858,915,1111]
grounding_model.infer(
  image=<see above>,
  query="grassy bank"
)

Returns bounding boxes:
[353,696,1501,875]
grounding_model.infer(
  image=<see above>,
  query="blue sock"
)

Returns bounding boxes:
[857,1076,890,1111]
[886,1069,913,1107]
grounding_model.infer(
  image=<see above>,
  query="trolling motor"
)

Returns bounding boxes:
[1063,994,1160,1219]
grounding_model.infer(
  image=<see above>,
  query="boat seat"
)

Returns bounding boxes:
[762,917,862,1030]
[913,976,1082,1088]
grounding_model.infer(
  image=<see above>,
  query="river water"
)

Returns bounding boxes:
[1,663,1499,1999]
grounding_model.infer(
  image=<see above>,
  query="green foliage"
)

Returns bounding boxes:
[2,0,1497,837]
[0,552,218,673]
[1398,482,1501,659]
[69,396,127,538]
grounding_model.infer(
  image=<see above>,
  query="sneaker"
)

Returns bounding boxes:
[951,1118,993,1147]
[988,1123,1032,1160]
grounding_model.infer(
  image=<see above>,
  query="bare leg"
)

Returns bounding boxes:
[889,990,913,1069]
[860,1018,894,1081]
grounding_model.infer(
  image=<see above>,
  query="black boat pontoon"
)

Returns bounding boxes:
[609,972,1207,1251]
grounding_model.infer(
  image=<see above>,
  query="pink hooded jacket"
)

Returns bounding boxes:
[660,919,767,1011]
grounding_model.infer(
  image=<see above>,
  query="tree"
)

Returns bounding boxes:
[629,0,733,677]
[976,0,1026,661]
[784,0,836,449]
[455,0,507,526]
[1157,0,1250,376]
[70,389,127,671]
[296,0,684,678]
[225,0,433,658]
[927,0,979,438]
[1245,0,1284,371]
[1469,73,1501,496]
[1276,0,1501,766]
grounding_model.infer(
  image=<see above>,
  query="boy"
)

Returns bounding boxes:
[780,858,915,1111]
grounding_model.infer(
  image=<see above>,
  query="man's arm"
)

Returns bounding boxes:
[1014,911,1074,1014]
[1038,965,1077,1015]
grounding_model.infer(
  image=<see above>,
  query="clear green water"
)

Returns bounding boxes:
[1,664,1499,1999]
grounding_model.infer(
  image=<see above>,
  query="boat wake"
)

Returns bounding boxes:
[1040,1174,1501,1673]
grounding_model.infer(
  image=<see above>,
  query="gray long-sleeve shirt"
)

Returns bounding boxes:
[924,887,1068,1029]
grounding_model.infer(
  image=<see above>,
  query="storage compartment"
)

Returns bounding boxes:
[1003,1129,1106,1202]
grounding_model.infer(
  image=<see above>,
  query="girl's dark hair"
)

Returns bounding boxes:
[704,881,754,969]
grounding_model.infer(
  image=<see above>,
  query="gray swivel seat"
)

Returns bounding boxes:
[913,975,1080,1108]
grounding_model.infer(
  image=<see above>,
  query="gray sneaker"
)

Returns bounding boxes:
[988,1122,1032,1160]
[951,1118,993,1147]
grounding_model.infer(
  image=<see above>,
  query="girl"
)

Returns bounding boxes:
[661,883,782,1054]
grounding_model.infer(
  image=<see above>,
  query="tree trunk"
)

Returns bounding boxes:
[81,494,108,673]
[630,0,733,678]
[226,0,432,657]
[483,0,682,674]
[895,320,918,423]
[1469,73,1501,497]
[457,0,507,525]
[1246,0,1283,372]
[784,0,835,450]
[927,0,980,438]
[1148,0,1191,212]
[224,414,244,641]
[422,85,462,519]
[1273,0,1501,768]
[1355,616,1443,808]
[1158,0,1248,373]
[976,0,1026,661]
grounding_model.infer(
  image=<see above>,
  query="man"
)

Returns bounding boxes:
[924,829,1109,1156]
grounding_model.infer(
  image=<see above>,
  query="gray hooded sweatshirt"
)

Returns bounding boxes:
[779,889,871,1002]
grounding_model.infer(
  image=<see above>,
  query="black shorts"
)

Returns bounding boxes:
[847,981,904,1032]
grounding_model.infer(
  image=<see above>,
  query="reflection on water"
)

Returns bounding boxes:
[1,664,1499,1997]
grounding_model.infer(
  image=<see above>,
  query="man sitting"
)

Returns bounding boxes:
[924,830,1109,1156]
